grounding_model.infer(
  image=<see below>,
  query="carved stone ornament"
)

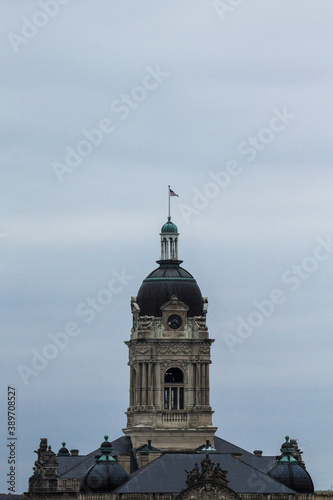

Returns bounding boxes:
[154,320,163,336]
[161,359,188,370]
[137,316,154,331]
[133,345,150,355]
[157,344,190,355]
[184,321,193,336]
[175,483,238,500]
[29,463,44,487]
[176,456,237,500]
[130,297,140,313]
[29,441,58,492]
[199,345,211,355]
[194,316,208,331]
[189,455,228,486]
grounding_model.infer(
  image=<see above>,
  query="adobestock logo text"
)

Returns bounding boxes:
[52,65,169,183]
[179,106,296,223]
[17,268,134,385]
[8,0,72,54]
[223,236,333,352]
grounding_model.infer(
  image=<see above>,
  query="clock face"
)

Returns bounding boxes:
[167,314,182,329]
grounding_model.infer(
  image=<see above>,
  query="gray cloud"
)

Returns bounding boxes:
[1,0,333,493]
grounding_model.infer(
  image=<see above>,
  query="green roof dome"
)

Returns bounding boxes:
[80,436,129,493]
[57,442,70,456]
[268,436,314,493]
[161,217,178,234]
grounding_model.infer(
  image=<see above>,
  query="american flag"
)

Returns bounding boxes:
[169,188,179,197]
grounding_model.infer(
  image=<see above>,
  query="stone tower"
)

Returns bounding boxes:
[123,217,217,451]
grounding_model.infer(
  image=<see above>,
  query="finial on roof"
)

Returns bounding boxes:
[57,442,70,456]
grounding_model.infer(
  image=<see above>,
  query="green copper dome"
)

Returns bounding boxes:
[57,442,70,456]
[161,217,178,234]
[80,436,129,492]
[268,436,314,493]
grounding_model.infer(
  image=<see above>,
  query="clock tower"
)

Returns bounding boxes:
[123,217,217,451]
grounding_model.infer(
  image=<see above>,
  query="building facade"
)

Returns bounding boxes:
[26,217,323,499]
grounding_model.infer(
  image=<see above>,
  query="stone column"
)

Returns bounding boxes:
[165,239,169,259]
[148,362,153,406]
[201,362,206,405]
[196,362,201,405]
[142,362,147,405]
[205,362,210,405]
[187,363,195,407]
[136,363,142,406]
[129,365,134,406]
[154,362,162,409]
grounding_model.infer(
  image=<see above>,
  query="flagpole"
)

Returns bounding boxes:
[168,185,170,219]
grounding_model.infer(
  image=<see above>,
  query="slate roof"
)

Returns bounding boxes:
[115,452,296,495]
[55,434,293,495]
[214,436,277,473]
[58,452,97,479]
[57,435,137,479]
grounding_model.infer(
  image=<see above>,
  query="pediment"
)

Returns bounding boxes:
[160,294,189,312]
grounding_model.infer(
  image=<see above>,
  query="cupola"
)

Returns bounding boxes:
[160,216,179,260]
[268,436,314,493]
[80,435,129,492]
[57,442,70,456]
[136,217,204,317]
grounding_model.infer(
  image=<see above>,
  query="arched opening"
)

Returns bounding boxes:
[165,367,183,383]
[164,367,184,410]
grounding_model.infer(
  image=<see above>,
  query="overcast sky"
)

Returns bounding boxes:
[1,1,333,493]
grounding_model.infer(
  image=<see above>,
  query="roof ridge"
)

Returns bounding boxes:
[58,448,98,477]
[215,436,252,453]
[227,454,297,493]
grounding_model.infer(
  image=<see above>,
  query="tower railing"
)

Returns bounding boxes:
[162,411,187,424]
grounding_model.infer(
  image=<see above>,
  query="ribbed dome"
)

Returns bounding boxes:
[57,442,70,456]
[161,219,178,233]
[81,461,129,493]
[268,437,314,493]
[137,263,203,317]
[268,460,314,493]
[80,436,129,493]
